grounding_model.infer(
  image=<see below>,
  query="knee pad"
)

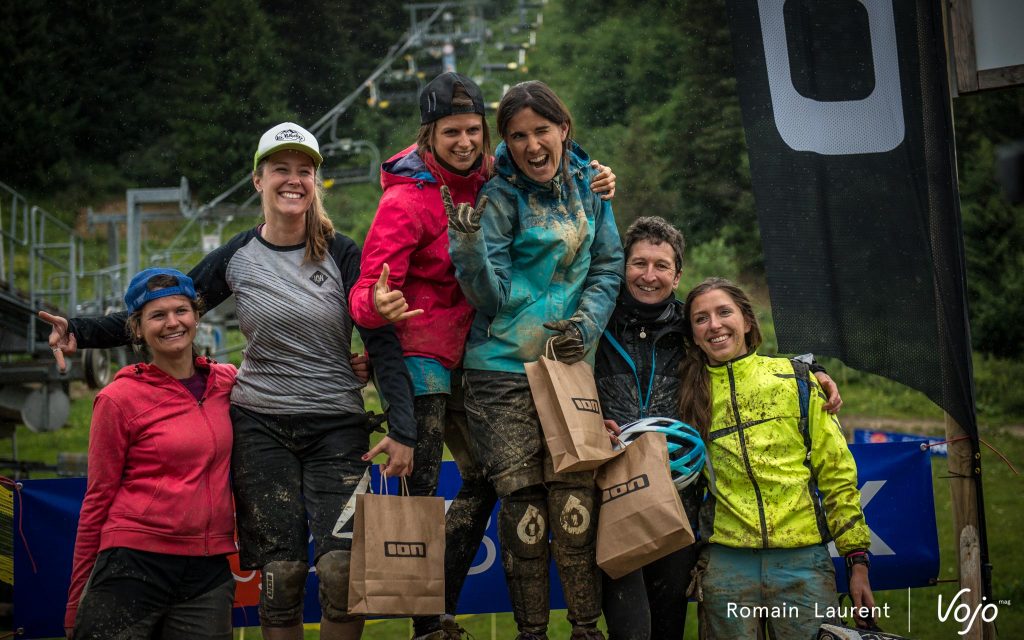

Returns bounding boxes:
[259,560,308,627]
[498,487,548,559]
[315,550,358,623]
[549,486,596,548]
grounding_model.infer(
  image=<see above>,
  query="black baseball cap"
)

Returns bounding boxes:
[419,72,486,125]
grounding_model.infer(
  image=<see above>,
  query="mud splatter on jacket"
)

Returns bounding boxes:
[701,351,870,555]
[449,140,623,372]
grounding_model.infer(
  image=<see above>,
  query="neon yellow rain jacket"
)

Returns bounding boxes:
[701,351,870,555]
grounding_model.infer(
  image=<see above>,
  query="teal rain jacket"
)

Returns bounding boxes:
[449,140,623,373]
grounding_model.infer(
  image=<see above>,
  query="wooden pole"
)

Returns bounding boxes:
[944,413,995,639]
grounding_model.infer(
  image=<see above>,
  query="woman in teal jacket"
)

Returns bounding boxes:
[448,80,623,640]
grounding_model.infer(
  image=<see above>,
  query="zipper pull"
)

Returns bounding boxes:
[639,326,647,339]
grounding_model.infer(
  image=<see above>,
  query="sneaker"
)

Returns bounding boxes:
[514,633,548,640]
[569,627,605,640]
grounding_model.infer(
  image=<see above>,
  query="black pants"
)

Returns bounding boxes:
[411,380,499,637]
[73,548,233,640]
[602,485,702,640]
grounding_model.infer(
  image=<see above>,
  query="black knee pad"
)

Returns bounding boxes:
[260,560,308,627]
[548,485,597,548]
[498,487,548,559]
[316,550,359,623]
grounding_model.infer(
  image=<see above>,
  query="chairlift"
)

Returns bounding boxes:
[319,139,381,186]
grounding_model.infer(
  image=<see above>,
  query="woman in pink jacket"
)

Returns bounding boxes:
[64,268,237,639]
[347,72,615,639]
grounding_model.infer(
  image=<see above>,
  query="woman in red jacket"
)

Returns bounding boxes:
[347,72,615,640]
[65,268,238,639]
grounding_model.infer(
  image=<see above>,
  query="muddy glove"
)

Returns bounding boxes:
[543,320,585,364]
[442,185,489,234]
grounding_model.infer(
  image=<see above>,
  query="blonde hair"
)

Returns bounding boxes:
[254,160,335,263]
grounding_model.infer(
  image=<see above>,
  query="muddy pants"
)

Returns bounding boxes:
[695,544,839,640]
[464,369,602,635]
[72,548,233,640]
[230,406,370,626]
[410,380,499,637]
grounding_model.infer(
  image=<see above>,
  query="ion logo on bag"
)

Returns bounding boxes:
[572,397,600,414]
[602,474,650,503]
[384,541,427,558]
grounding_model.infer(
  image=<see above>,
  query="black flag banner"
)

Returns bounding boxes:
[726,0,978,437]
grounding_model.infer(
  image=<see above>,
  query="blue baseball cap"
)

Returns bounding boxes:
[124,268,197,314]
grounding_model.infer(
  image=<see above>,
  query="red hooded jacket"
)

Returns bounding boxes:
[65,357,237,628]
[349,145,487,368]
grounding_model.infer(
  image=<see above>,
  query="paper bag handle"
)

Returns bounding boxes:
[377,471,410,496]
[544,337,558,361]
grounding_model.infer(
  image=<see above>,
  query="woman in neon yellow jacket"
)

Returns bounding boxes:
[678,277,875,639]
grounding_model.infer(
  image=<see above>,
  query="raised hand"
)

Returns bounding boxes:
[442,185,489,234]
[38,310,76,372]
[373,263,424,323]
[589,160,616,200]
[543,319,586,364]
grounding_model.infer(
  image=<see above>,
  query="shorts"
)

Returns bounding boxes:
[462,369,592,497]
[73,547,233,640]
[230,405,371,569]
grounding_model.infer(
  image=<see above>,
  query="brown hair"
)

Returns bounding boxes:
[623,216,686,273]
[496,80,574,186]
[677,278,762,439]
[254,159,335,263]
[126,274,205,358]
[416,83,493,175]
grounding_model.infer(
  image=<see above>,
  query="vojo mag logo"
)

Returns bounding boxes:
[602,474,650,504]
[572,397,601,414]
[384,540,427,558]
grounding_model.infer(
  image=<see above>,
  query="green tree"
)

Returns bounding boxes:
[129,0,292,197]
[529,0,758,263]
[954,86,1024,358]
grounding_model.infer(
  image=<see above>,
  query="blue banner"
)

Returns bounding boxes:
[854,428,948,457]
[12,442,936,638]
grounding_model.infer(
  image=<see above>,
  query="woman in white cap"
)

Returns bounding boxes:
[42,123,416,639]
[65,268,237,639]
[347,72,616,640]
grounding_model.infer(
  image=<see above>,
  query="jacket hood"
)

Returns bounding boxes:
[493,139,592,193]
[114,355,218,385]
[380,144,486,194]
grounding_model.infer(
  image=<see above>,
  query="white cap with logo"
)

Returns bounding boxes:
[253,122,323,171]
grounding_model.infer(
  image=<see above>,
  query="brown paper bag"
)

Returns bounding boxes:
[524,353,619,472]
[347,480,445,616]
[596,432,695,579]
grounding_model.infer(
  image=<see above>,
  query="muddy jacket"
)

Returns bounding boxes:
[701,351,870,555]
[349,145,486,369]
[66,358,237,628]
[594,292,687,423]
[449,140,623,372]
